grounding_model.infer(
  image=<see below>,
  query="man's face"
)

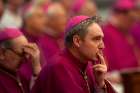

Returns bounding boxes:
[133,8,140,20]
[78,23,105,61]
[121,10,136,28]
[0,36,29,72]
[61,0,75,10]
[27,8,47,33]
[48,10,67,33]
[79,1,97,16]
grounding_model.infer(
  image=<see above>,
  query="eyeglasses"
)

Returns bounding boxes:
[6,48,25,57]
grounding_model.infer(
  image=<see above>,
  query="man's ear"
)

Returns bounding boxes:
[73,35,82,47]
[0,47,5,60]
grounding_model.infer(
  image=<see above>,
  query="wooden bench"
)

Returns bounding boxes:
[121,69,140,93]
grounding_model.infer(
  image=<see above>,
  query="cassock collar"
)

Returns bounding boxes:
[63,48,88,72]
[0,67,25,93]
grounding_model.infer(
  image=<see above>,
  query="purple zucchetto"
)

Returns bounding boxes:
[65,15,90,32]
[0,27,23,43]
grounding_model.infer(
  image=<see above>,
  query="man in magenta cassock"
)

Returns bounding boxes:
[102,0,140,71]
[0,27,41,93]
[31,15,116,93]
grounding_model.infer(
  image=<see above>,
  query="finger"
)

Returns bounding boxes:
[94,67,107,72]
[97,53,106,65]
[24,43,37,48]
[25,45,40,54]
[93,64,104,68]
[23,45,35,51]
[93,64,107,71]
[30,43,39,49]
[93,65,107,70]
[93,64,106,68]
[23,43,39,51]
[23,47,36,56]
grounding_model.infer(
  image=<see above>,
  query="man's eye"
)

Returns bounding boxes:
[92,37,101,41]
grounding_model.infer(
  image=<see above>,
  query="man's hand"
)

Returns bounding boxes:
[93,52,107,88]
[23,43,41,76]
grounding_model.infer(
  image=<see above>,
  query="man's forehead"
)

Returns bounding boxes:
[87,23,104,37]
[23,6,44,19]
[10,36,28,48]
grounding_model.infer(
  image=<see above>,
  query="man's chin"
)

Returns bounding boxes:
[91,57,98,61]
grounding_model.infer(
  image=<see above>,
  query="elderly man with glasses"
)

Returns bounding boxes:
[0,27,41,93]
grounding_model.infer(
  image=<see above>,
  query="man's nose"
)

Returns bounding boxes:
[99,40,105,49]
